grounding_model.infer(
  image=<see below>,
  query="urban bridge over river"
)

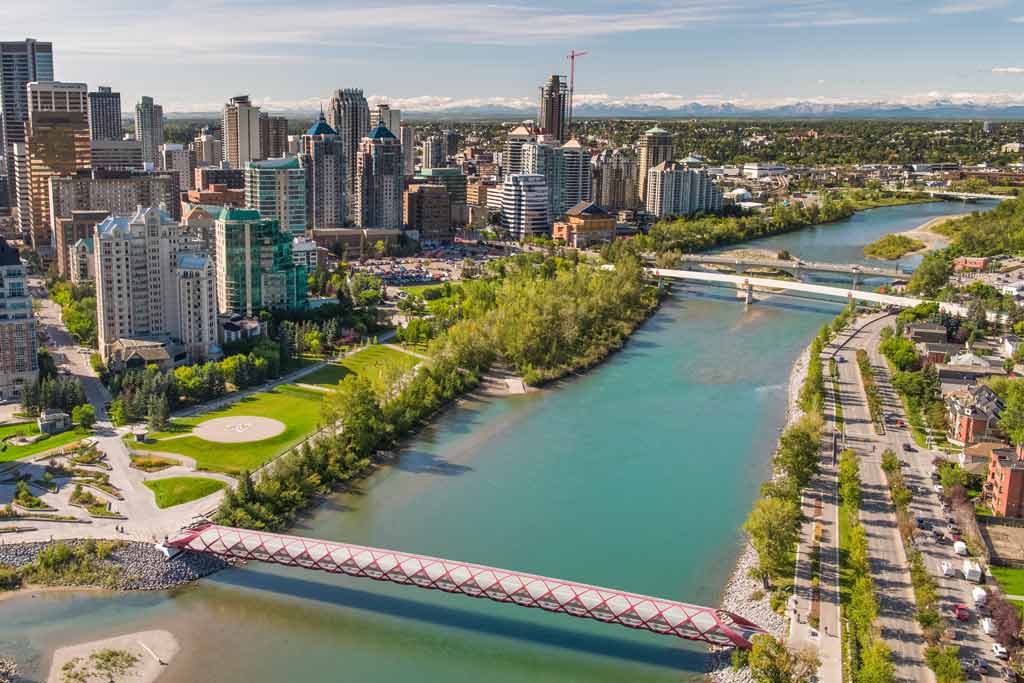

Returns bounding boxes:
[166,523,769,649]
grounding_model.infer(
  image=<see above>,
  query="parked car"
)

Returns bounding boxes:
[903,443,916,452]
[954,604,971,621]
[935,484,945,495]
[934,529,948,544]
[917,516,932,530]
[994,643,1009,660]
[942,561,956,577]
[955,541,969,556]
[982,617,995,636]
[1001,666,1017,681]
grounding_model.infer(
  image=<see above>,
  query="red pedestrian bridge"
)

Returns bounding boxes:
[166,523,767,649]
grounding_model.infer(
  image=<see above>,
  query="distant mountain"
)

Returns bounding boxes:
[165,99,1024,121]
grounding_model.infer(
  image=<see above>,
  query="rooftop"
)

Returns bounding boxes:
[178,253,209,270]
[0,237,19,267]
[566,201,610,217]
[305,112,337,137]
[247,156,301,170]
[218,206,263,222]
[366,123,397,140]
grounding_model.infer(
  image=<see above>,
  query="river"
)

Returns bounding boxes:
[0,200,990,682]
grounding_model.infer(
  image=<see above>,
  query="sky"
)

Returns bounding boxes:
[3,0,1024,112]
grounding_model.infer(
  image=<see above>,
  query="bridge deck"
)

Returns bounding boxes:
[679,254,906,278]
[166,523,768,649]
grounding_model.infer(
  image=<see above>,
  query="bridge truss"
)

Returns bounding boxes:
[167,523,767,649]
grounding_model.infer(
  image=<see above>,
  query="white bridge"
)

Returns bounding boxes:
[894,189,1012,202]
[634,266,974,317]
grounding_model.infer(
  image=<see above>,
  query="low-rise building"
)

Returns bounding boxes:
[953,256,989,273]
[185,183,245,209]
[552,201,615,248]
[947,384,1005,446]
[906,322,948,344]
[37,409,70,435]
[986,445,1024,517]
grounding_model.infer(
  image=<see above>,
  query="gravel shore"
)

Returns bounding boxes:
[0,539,230,591]
[706,344,809,682]
[47,629,179,683]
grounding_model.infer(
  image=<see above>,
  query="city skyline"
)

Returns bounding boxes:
[5,0,1024,114]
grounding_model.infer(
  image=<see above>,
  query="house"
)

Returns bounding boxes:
[953,256,989,273]
[962,441,1001,476]
[37,409,71,435]
[917,341,964,365]
[906,323,948,344]
[106,338,177,371]
[947,384,1005,446]
[1002,335,1023,359]
[937,361,1006,389]
[985,445,1024,517]
[219,314,264,345]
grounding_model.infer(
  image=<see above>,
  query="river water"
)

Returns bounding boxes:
[0,201,990,682]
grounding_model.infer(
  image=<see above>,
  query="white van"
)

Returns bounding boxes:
[982,617,995,636]
[941,561,956,577]
[973,586,989,606]
[954,541,969,556]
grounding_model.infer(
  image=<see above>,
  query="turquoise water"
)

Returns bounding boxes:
[0,201,975,682]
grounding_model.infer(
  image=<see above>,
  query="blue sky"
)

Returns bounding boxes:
[4,0,1024,112]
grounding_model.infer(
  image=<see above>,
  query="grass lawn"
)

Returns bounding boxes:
[132,385,325,475]
[301,344,420,388]
[400,282,461,297]
[0,422,88,463]
[991,567,1024,596]
[145,476,226,508]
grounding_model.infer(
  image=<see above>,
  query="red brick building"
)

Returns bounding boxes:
[986,445,1024,517]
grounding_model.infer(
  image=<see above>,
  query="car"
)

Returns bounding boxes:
[916,517,932,530]
[969,658,989,674]
[1001,666,1017,681]
[934,530,948,544]
[942,560,956,576]
[954,604,970,621]
[935,484,945,495]
[946,516,957,525]
[994,643,1009,660]
[903,443,916,452]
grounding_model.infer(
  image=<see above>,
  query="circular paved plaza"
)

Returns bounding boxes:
[192,416,286,443]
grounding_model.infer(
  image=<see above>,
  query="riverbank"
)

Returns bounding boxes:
[707,344,810,682]
[47,629,178,683]
[897,214,960,252]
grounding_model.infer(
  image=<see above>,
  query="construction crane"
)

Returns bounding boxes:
[566,49,588,135]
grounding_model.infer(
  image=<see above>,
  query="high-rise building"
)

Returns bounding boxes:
[95,207,185,361]
[645,162,722,218]
[467,179,498,207]
[22,81,91,252]
[558,140,591,217]
[134,96,164,167]
[10,143,30,230]
[195,165,244,191]
[89,139,143,170]
[0,39,54,204]
[539,75,568,142]
[502,125,535,178]
[0,237,38,402]
[593,148,638,211]
[326,88,370,219]
[399,123,415,176]
[443,130,461,158]
[69,237,94,283]
[416,167,467,205]
[54,209,108,278]
[214,207,307,316]
[501,174,549,239]
[174,253,219,362]
[370,104,401,137]
[522,137,591,218]
[191,127,222,169]
[637,126,673,207]
[404,184,451,242]
[259,113,289,159]
[421,136,445,170]
[244,157,307,236]
[88,86,122,141]
[300,111,346,230]
[49,169,180,249]
[159,143,192,187]
[355,124,403,230]
[222,95,262,168]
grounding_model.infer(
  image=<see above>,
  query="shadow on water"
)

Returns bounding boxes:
[679,288,844,316]
[205,568,708,672]
[393,450,474,476]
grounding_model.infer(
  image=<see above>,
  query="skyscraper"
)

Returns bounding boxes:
[88,86,122,141]
[645,162,722,218]
[22,81,91,251]
[593,148,638,211]
[300,111,346,230]
[160,143,192,187]
[94,207,184,361]
[502,125,535,178]
[134,96,164,167]
[214,207,307,316]
[399,123,415,175]
[522,136,590,218]
[0,39,54,205]
[538,75,568,142]
[244,157,307,236]
[0,237,38,402]
[370,103,400,136]
[259,113,289,159]
[222,95,262,168]
[501,174,549,240]
[443,130,461,158]
[558,140,592,216]
[421,136,445,170]
[637,126,673,207]
[191,127,222,168]
[326,88,370,219]
[403,184,451,242]
[355,124,403,229]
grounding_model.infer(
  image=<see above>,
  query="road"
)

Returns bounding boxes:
[831,313,1004,681]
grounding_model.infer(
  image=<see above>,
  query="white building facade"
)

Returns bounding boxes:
[500,174,549,239]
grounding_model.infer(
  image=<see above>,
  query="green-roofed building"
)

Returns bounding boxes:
[215,207,307,317]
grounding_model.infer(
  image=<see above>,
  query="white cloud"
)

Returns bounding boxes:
[992,67,1024,74]
[929,0,1006,14]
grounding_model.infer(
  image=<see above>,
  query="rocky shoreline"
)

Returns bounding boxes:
[0,539,230,591]
[706,344,809,682]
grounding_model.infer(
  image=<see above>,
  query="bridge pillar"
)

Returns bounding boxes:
[741,279,753,305]
[852,271,859,291]
[794,266,804,283]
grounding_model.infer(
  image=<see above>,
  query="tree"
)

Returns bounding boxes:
[858,641,896,683]
[925,646,964,683]
[748,635,819,683]
[1002,380,1024,445]
[744,497,801,581]
[908,252,951,297]
[989,591,1021,650]
[71,404,95,429]
[147,395,169,432]
[109,399,126,426]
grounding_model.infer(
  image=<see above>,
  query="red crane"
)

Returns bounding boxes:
[566,49,588,135]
